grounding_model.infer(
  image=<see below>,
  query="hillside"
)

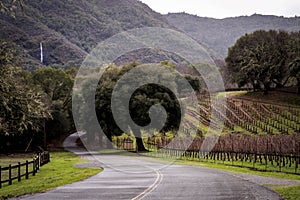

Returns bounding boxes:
[1,1,299,70]
[0,0,173,69]
[166,13,300,58]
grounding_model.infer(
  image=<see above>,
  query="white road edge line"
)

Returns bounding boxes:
[131,168,163,200]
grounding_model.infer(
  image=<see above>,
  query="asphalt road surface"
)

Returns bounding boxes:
[12,133,283,200]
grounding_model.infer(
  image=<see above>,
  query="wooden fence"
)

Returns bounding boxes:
[111,136,300,174]
[0,151,50,188]
[148,148,300,174]
[144,134,300,175]
[113,137,135,151]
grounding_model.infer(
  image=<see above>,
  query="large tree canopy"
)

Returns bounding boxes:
[93,62,195,151]
[0,66,50,135]
[226,30,291,94]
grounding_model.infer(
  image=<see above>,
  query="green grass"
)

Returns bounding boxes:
[0,154,35,181]
[0,152,102,200]
[273,185,300,200]
[216,91,248,98]
[0,154,34,166]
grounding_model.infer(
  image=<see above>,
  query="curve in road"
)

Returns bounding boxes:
[11,133,283,200]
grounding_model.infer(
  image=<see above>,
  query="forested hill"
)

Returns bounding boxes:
[166,13,300,58]
[0,0,173,69]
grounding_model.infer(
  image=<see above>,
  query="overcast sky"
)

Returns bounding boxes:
[139,0,300,19]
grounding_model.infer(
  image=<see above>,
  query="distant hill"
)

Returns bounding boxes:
[1,0,299,71]
[166,13,300,58]
[0,0,173,69]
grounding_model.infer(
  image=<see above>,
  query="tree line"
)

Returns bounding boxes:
[226,30,300,94]
[0,41,75,152]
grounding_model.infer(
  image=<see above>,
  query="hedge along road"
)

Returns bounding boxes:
[11,133,282,200]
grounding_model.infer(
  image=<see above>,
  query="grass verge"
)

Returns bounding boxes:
[273,185,300,200]
[0,151,102,200]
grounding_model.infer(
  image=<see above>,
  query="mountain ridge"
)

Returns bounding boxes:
[166,13,300,58]
[0,0,299,70]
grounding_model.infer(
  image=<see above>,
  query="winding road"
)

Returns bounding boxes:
[12,133,284,200]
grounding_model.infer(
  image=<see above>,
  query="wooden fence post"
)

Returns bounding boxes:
[33,158,36,176]
[231,135,234,166]
[296,155,299,174]
[9,164,12,185]
[41,152,44,166]
[296,142,300,174]
[0,166,2,188]
[26,160,29,179]
[279,141,282,172]
[38,153,41,169]
[18,162,21,182]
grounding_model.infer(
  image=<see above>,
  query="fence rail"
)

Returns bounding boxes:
[0,151,50,188]
[112,136,300,174]
[148,147,300,175]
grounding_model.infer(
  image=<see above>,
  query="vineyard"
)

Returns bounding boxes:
[185,94,300,136]
[155,94,300,174]
[144,134,300,174]
[114,93,300,174]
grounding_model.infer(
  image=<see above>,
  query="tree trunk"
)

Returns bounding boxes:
[252,81,260,92]
[106,133,113,149]
[134,129,147,152]
[263,82,270,95]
